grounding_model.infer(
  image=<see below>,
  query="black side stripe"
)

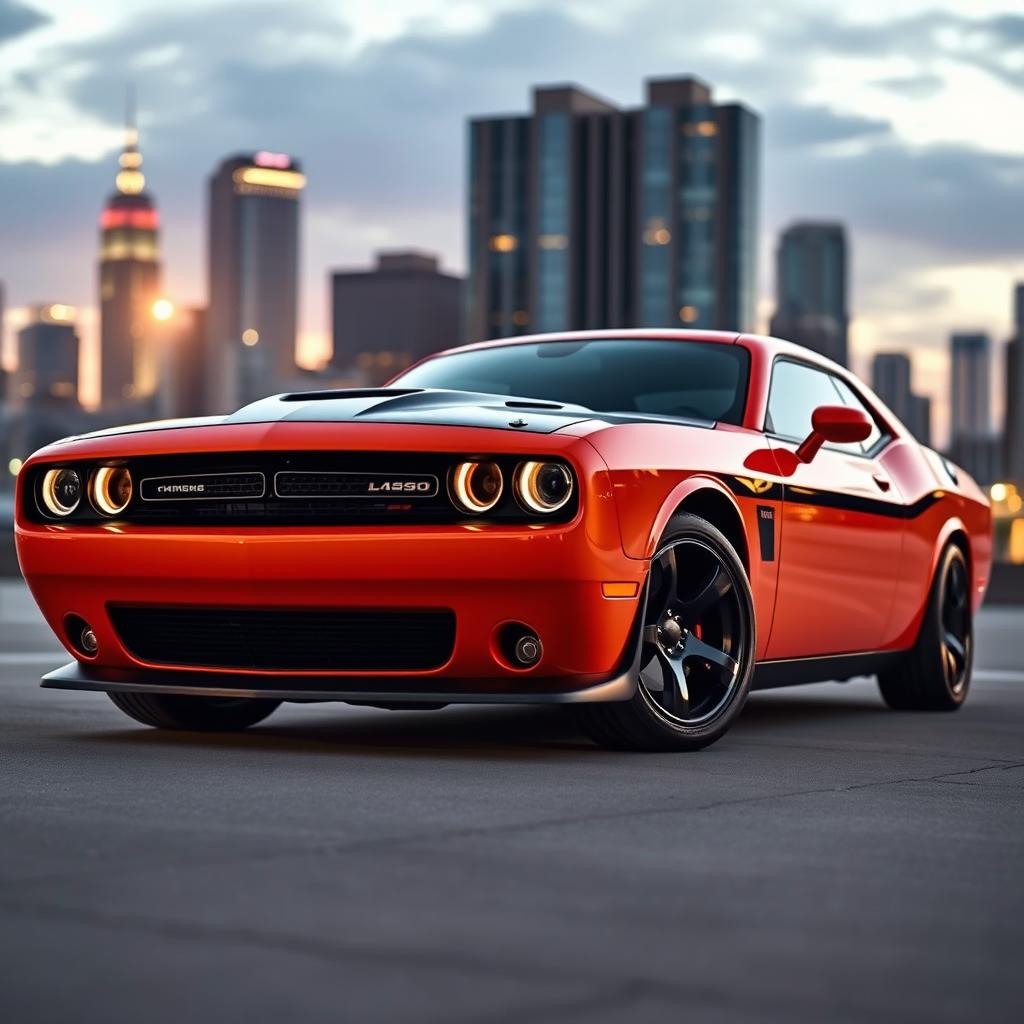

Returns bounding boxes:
[719,475,947,521]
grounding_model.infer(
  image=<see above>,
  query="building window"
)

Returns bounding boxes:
[489,234,518,252]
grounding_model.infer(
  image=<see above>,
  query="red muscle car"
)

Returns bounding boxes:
[15,330,992,750]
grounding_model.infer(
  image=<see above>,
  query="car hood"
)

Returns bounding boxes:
[60,388,715,443]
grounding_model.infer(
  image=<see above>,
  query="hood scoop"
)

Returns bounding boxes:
[225,387,594,434]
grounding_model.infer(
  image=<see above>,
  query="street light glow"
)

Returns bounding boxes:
[152,298,175,321]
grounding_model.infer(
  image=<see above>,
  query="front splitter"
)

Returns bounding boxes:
[41,660,638,705]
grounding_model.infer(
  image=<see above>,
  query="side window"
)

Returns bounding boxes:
[766,361,879,456]
[829,376,884,454]
[766,361,841,441]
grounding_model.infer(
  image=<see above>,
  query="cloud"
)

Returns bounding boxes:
[1,0,1022,386]
[872,73,944,100]
[779,10,1024,91]
[766,104,891,148]
[767,140,1024,262]
[0,0,46,46]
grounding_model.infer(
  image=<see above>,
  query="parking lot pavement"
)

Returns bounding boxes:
[1,579,1022,1023]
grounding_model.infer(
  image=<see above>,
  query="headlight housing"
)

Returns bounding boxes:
[450,461,504,514]
[39,468,82,518]
[514,461,574,514]
[90,466,133,516]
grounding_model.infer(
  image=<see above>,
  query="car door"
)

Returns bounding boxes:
[764,359,906,660]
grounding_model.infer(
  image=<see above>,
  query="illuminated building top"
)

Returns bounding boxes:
[100,90,159,264]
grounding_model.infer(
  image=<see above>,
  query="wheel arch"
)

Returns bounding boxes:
[935,517,971,586]
[646,477,750,572]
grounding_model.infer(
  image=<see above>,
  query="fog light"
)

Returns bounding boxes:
[64,614,98,658]
[513,634,542,666]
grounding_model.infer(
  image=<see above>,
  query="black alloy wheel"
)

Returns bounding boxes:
[573,513,756,751]
[878,542,973,711]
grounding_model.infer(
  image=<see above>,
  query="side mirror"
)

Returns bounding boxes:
[796,405,872,463]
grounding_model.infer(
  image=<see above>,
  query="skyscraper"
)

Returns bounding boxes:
[206,152,305,412]
[331,251,463,384]
[1004,283,1024,481]
[950,333,991,440]
[871,351,932,446]
[11,305,80,408]
[949,332,1000,484]
[99,91,161,406]
[769,222,849,367]
[465,76,760,342]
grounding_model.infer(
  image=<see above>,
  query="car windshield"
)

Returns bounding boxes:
[394,339,750,424]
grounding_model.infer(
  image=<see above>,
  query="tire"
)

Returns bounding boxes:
[107,691,281,731]
[573,513,756,751]
[877,543,972,711]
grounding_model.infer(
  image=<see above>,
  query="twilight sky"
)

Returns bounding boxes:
[1,0,1022,442]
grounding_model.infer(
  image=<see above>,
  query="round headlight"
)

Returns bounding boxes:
[40,468,82,517]
[450,461,504,514]
[514,461,573,514]
[91,466,133,516]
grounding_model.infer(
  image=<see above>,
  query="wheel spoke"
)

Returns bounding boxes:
[943,631,965,669]
[681,632,738,685]
[655,647,689,714]
[676,565,732,627]
[650,547,679,619]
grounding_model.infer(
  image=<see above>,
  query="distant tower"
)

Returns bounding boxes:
[206,152,304,412]
[1004,283,1024,481]
[770,222,849,367]
[99,88,161,407]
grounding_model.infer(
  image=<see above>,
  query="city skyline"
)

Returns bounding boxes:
[1,1,1023,446]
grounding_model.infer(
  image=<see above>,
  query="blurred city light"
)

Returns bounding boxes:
[242,328,259,346]
[151,298,175,321]
[8,459,22,476]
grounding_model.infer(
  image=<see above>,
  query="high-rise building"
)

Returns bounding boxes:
[907,394,932,449]
[206,152,305,412]
[465,76,760,342]
[155,305,208,420]
[1004,283,1024,481]
[99,92,161,406]
[949,332,999,483]
[871,351,932,446]
[769,222,849,367]
[11,305,80,408]
[950,332,991,440]
[331,251,463,385]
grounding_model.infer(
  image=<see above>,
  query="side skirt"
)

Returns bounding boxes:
[752,650,907,690]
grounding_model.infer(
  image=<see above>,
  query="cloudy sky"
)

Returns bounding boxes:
[1,0,1022,441]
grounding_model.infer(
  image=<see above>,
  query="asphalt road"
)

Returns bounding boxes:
[1,580,1021,1023]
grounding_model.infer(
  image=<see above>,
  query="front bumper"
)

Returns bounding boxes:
[18,514,645,700]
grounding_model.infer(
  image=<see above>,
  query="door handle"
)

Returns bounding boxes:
[873,474,891,492]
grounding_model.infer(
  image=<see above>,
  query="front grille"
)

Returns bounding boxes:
[109,605,456,672]
[275,471,439,499]
[140,472,266,501]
